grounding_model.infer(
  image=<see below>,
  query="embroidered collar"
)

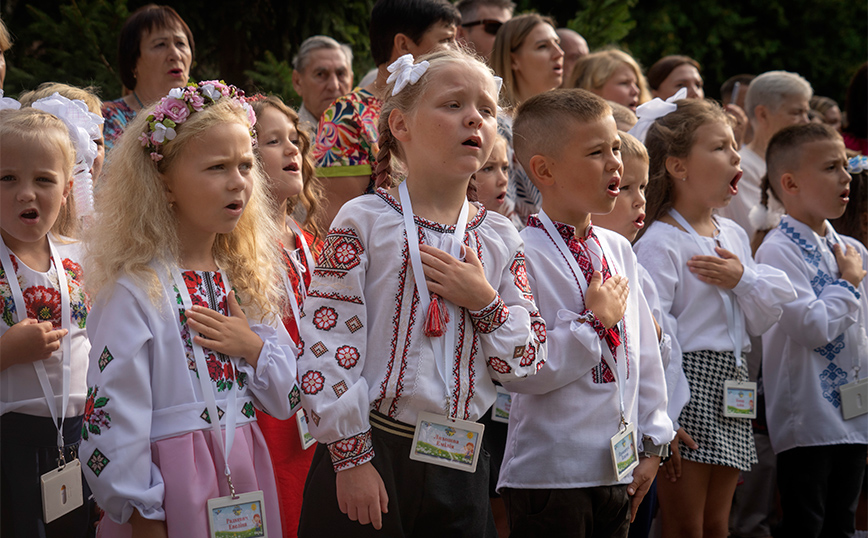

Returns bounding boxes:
[778,215,833,253]
[526,214,593,245]
[377,188,486,232]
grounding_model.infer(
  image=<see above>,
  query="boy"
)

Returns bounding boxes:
[497,89,674,537]
[756,123,867,538]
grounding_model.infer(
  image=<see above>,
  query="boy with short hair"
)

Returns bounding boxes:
[756,122,868,538]
[497,89,674,537]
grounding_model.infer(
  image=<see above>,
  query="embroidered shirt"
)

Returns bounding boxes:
[297,189,547,472]
[497,218,673,489]
[313,88,382,180]
[756,216,868,454]
[0,237,90,417]
[101,97,137,152]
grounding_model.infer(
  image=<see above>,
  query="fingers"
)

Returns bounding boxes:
[46,327,68,344]
[226,291,247,321]
[713,247,737,259]
[588,271,602,291]
[678,428,699,450]
[17,318,38,327]
[185,312,223,340]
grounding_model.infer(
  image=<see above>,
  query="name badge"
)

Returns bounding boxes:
[41,458,83,523]
[207,490,267,538]
[410,411,485,473]
[296,410,316,450]
[610,422,639,481]
[723,380,757,419]
[490,386,511,424]
[841,378,868,420]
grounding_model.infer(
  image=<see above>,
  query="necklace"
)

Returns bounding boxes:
[132,91,145,110]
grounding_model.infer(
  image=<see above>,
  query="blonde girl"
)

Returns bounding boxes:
[249,94,324,538]
[568,49,651,112]
[473,133,522,229]
[297,48,546,536]
[0,106,93,536]
[81,82,301,537]
[633,99,795,538]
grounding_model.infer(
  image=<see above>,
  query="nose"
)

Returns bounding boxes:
[467,107,484,128]
[16,182,36,202]
[286,139,300,156]
[554,43,564,60]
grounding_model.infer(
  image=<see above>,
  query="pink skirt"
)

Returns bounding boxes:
[96,422,281,537]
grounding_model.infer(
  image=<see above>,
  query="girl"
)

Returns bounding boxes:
[81,82,301,537]
[633,99,795,538]
[0,106,93,536]
[249,94,324,538]
[297,49,546,536]
[473,133,522,229]
[568,49,651,113]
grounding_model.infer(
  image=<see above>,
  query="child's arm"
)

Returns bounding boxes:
[0,319,68,371]
[756,239,863,349]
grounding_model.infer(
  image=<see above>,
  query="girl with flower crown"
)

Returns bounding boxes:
[81,81,301,537]
[249,94,325,538]
[0,97,100,537]
[296,48,546,536]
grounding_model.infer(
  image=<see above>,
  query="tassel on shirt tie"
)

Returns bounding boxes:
[424,293,449,337]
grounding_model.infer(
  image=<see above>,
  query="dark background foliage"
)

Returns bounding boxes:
[2,0,865,109]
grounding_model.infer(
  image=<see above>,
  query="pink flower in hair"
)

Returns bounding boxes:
[138,132,150,146]
[162,98,190,123]
[150,152,163,162]
[188,92,205,111]
[244,103,257,128]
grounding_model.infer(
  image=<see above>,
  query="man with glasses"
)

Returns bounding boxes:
[456,0,514,61]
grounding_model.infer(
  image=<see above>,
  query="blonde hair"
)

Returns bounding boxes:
[0,108,78,238]
[619,130,648,164]
[85,98,284,320]
[375,48,496,189]
[0,17,11,52]
[568,49,651,105]
[490,13,556,111]
[250,95,325,243]
[19,83,104,116]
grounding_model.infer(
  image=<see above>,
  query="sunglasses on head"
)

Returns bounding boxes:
[460,19,503,36]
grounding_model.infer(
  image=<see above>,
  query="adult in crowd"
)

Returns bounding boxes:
[101,4,194,151]
[313,0,459,227]
[810,96,842,132]
[556,28,589,88]
[842,62,867,155]
[291,35,354,136]
[722,74,756,146]
[455,0,514,61]
[0,18,11,89]
[568,49,648,112]
[491,13,564,222]
[646,54,704,99]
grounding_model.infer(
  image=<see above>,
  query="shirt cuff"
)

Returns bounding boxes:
[732,264,757,296]
[577,309,608,339]
[469,294,509,334]
[831,279,862,299]
[328,429,375,472]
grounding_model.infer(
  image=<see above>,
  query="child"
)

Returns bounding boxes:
[633,98,796,538]
[755,123,867,538]
[81,81,302,536]
[250,94,324,538]
[474,132,522,229]
[297,49,546,536]
[0,105,95,536]
[495,89,673,538]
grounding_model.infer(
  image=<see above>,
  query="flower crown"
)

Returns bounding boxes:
[848,155,868,175]
[139,80,256,162]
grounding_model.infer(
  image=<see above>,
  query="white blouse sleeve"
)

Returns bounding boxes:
[634,285,675,447]
[240,321,301,420]
[80,282,165,524]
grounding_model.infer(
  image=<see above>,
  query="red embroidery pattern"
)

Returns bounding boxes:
[335,345,360,369]
[470,294,509,334]
[328,429,374,471]
[520,342,536,367]
[25,285,62,328]
[510,253,534,302]
[532,319,547,343]
[315,228,364,279]
[378,235,415,417]
[307,289,363,305]
[488,357,512,374]
[301,370,325,395]
[313,306,338,331]
[332,380,348,398]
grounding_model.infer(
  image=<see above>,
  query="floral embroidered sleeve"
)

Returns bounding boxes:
[80,282,164,524]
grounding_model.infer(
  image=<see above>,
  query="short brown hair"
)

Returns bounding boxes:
[646,55,701,91]
[764,122,842,204]
[512,88,611,175]
[118,5,195,91]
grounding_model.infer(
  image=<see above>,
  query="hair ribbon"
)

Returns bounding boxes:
[628,87,688,144]
[387,54,430,96]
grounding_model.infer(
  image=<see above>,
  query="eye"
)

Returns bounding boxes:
[266,138,279,145]
[482,166,493,173]
[291,139,300,147]
[239,162,253,172]
[0,174,14,182]
[209,163,225,170]
[36,175,58,183]
[621,184,631,191]
[480,106,494,116]
[501,165,510,172]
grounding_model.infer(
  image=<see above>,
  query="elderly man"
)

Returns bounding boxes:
[455,0,513,61]
[292,35,354,133]
[556,28,589,87]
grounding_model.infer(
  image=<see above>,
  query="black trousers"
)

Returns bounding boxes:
[0,412,95,538]
[298,412,496,537]
[502,485,631,538]
[777,443,867,538]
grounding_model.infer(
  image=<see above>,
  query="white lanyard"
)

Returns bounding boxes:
[280,222,313,355]
[286,218,315,300]
[398,180,469,417]
[170,267,239,492]
[538,211,628,423]
[669,209,745,368]
[0,236,72,453]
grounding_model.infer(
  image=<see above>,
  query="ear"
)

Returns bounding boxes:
[389,108,411,143]
[291,69,302,94]
[510,52,520,73]
[754,104,769,126]
[393,33,413,57]
[161,173,176,204]
[60,177,73,206]
[665,155,687,181]
[780,171,799,196]
[527,154,555,187]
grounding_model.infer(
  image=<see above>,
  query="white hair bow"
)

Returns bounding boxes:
[387,54,430,96]
[32,93,105,218]
[0,89,20,111]
[493,76,503,97]
[627,87,688,144]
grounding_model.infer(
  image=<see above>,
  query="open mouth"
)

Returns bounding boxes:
[607,177,621,196]
[168,68,184,77]
[284,162,300,173]
[462,136,481,148]
[841,188,850,203]
[20,209,38,221]
[226,201,243,211]
[634,213,645,229]
[729,171,742,195]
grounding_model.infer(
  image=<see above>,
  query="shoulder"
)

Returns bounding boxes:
[328,191,395,236]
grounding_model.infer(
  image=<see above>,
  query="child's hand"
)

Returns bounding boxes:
[419,243,497,311]
[129,508,168,538]
[660,428,698,483]
[687,247,744,289]
[335,461,389,529]
[628,455,660,522]
[584,271,629,329]
[186,291,264,368]
[0,319,68,371]
[834,243,866,288]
